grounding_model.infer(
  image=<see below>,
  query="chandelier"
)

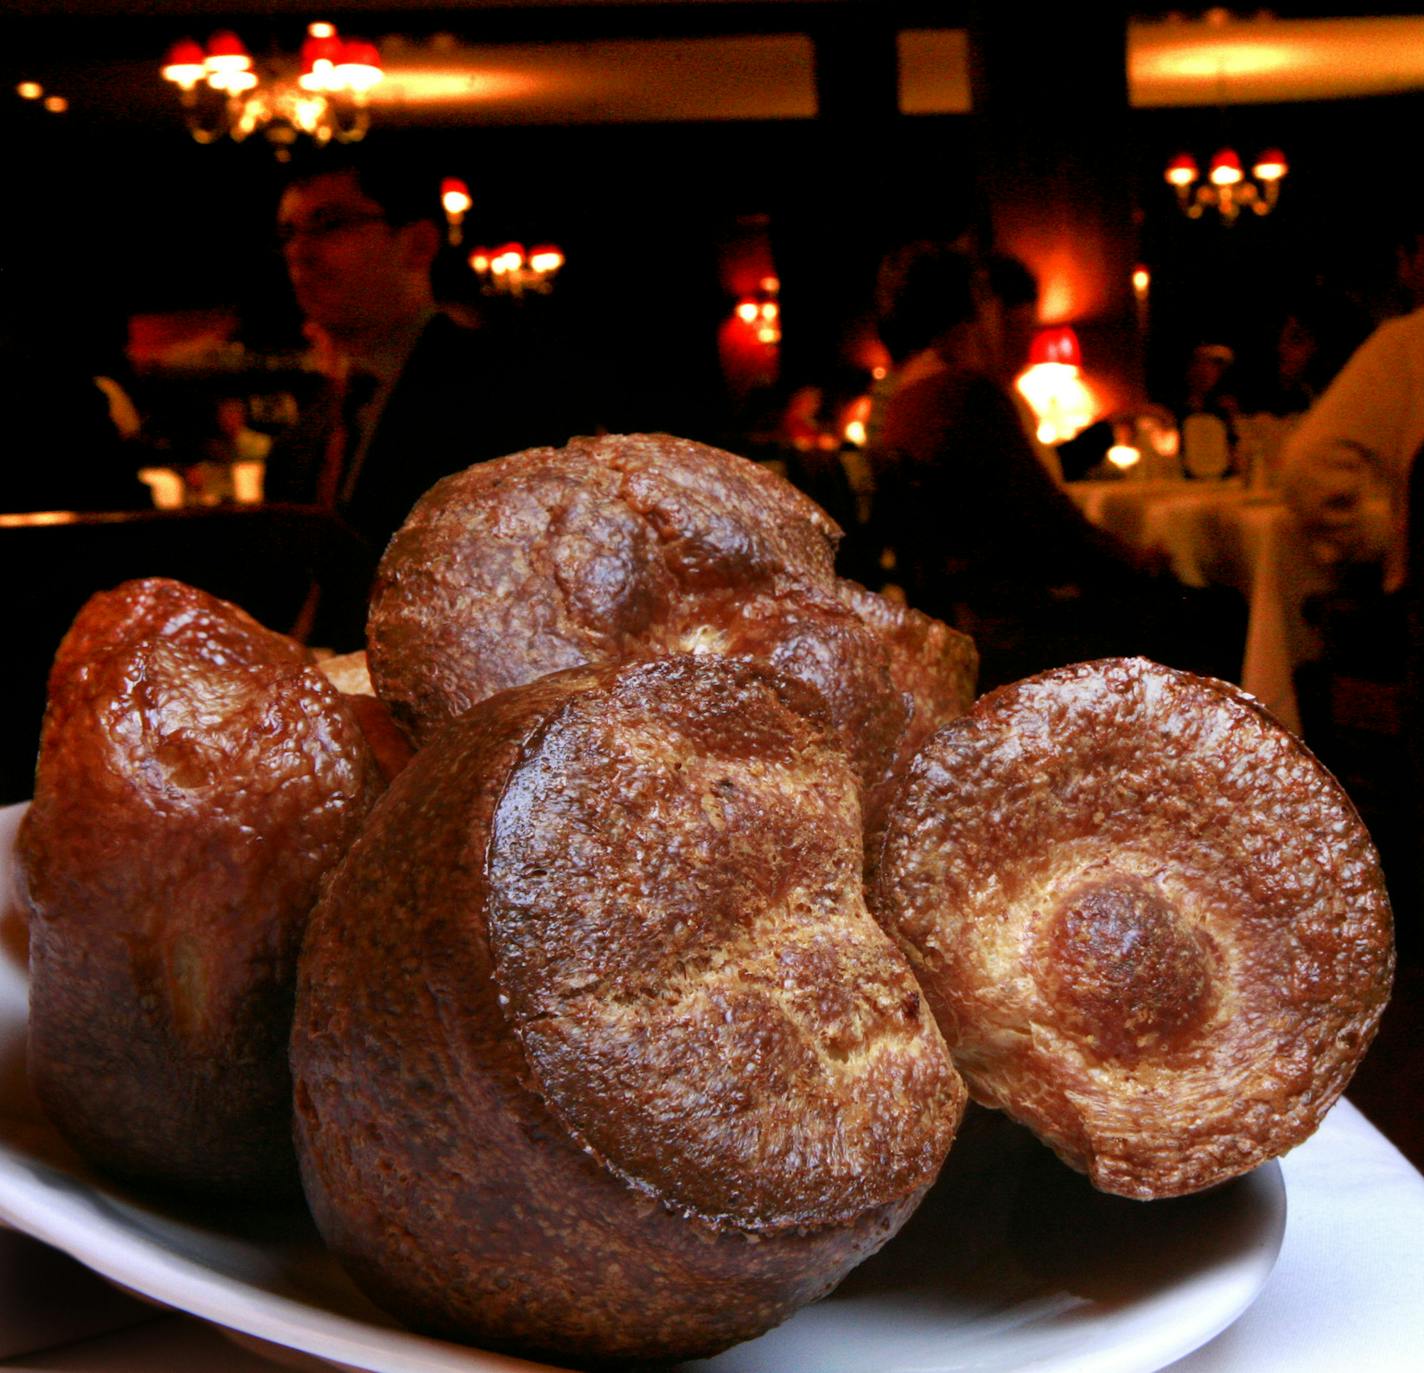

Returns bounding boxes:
[1165,147,1288,224]
[160,22,383,154]
[469,244,567,297]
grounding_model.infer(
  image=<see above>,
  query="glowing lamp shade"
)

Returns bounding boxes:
[1027,326,1083,369]
[1209,149,1244,187]
[1107,444,1142,472]
[203,31,253,93]
[160,20,382,150]
[1253,148,1289,183]
[161,39,207,90]
[299,30,343,91]
[492,244,525,275]
[440,177,472,217]
[1165,153,1199,188]
[204,31,252,74]
[335,40,383,93]
[1017,326,1097,444]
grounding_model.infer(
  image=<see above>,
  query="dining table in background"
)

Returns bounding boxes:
[1068,476,1393,734]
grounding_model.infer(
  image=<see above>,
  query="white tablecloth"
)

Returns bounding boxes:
[0,1098,1418,1372]
[1069,479,1391,733]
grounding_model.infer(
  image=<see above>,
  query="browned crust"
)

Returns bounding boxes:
[833,580,979,851]
[363,436,978,855]
[874,656,1394,1199]
[659,584,909,822]
[292,656,962,1362]
[834,579,978,753]
[365,434,842,744]
[316,652,413,781]
[19,578,384,1195]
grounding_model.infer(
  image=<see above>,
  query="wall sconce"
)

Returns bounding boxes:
[1165,147,1287,224]
[734,276,782,345]
[469,243,565,297]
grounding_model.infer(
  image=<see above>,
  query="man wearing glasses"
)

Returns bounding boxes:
[265,148,575,643]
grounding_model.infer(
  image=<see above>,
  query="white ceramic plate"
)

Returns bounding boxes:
[0,802,1285,1373]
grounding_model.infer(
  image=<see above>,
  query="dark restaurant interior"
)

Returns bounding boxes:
[3,0,1422,1198]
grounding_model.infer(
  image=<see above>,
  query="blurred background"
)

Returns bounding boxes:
[2,0,1423,1165]
[6,2,1424,450]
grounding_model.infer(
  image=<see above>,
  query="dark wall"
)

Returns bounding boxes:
[1134,91,1424,406]
[2,102,977,439]
[6,81,1423,438]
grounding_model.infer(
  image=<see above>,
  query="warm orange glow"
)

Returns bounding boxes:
[1253,148,1288,181]
[440,177,472,217]
[367,67,542,106]
[16,81,44,100]
[844,418,868,447]
[491,243,525,276]
[1165,153,1199,187]
[204,31,253,86]
[335,40,384,94]
[1132,33,1295,93]
[308,21,336,40]
[299,30,343,92]
[735,300,760,324]
[0,510,78,528]
[1132,17,1424,108]
[1107,444,1142,472]
[1016,351,1100,446]
[1169,143,1286,221]
[42,95,68,114]
[872,365,888,380]
[160,39,206,90]
[1132,266,1151,296]
[760,301,779,320]
[759,275,781,294]
[1209,148,1244,186]
[469,242,563,293]
[1024,244,1099,323]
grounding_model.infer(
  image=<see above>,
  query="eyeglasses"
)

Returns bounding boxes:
[275,211,389,251]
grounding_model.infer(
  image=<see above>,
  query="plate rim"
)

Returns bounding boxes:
[0,798,1286,1373]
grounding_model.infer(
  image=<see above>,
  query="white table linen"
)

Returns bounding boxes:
[1069,479,1391,733]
